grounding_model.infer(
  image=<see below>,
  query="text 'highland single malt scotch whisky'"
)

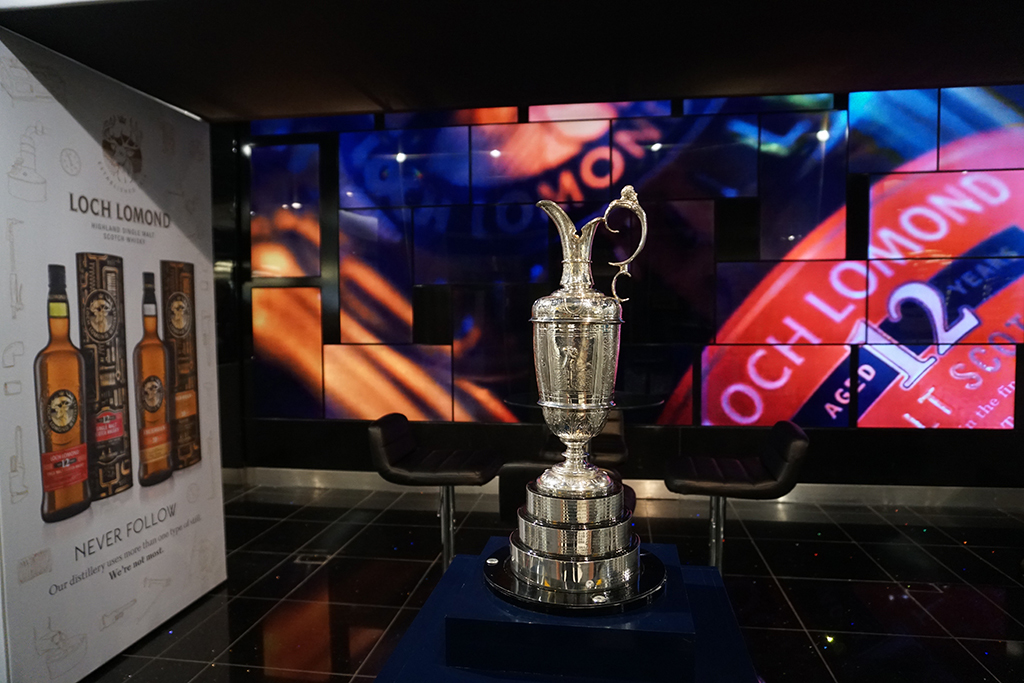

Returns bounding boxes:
[161,260,201,469]
[77,252,133,498]
[34,264,92,522]
[134,272,175,486]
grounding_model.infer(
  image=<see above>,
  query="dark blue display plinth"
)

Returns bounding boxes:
[376,538,758,682]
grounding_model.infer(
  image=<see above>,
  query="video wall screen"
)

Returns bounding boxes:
[248,85,1024,429]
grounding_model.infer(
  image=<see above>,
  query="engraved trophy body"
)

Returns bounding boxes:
[485,186,665,611]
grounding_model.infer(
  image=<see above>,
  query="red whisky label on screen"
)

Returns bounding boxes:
[659,128,1024,429]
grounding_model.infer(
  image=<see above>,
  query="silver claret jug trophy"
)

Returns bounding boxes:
[485,186,666,612]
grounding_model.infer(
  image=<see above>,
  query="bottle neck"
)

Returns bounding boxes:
[47,298,71,342]
[142,302,158,334]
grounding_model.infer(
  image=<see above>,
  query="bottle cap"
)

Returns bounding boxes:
[48,264,66,290]
[143,272,154,287]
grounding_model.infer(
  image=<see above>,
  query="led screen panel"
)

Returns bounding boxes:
[412,204,549,285]
[385,107,518,129]
[470,120,611,205]
[857,249,1024,430]
[323,344,453,421]
[865,257,1024,349]
[339,128,470,208]
[251,114,374,136]
[857,345,1016,429]
[252,288,323,418]
[451,285,534,423]
[616,200,715,343]
[869,170,1024,259]
[339,208,413,343]
[611,116,758,201]
[939,85,1024,171]
[716,261,868,345]
[529,101,671,121]
[697,344,852,427]
[849,89,938,173]
[250,144,321,277]
[683,94,834,116]
[760,111,848,259]
[617,344,696,425]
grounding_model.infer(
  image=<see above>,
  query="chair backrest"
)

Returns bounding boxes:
[367,413,416,476]
[759,420,810,492]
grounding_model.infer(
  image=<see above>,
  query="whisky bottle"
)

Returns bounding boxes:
[161,261,201,468]
[133,272,174,485]
[34,265,91,522]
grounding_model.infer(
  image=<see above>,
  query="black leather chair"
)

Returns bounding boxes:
[664,420,809,571]
[368,413,504,569]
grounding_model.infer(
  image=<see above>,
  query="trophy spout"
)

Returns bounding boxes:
[537,199,601,292]
[538,186,649,301]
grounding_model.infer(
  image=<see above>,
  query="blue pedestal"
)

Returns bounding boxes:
[377,538,758,682]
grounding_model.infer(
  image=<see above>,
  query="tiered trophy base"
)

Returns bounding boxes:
[483,544,665,614]
[484,480,665,614]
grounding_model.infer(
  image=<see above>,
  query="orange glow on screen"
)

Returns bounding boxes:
[474,121,611,185]
[453,106,518,125]
[251,207,321,278]
[252,287,323,405]
[324,344,454,421]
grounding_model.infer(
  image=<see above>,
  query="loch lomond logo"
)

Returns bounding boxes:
[168,292,192,338]
[99,114,143,192]
[85,290,118,342]
[47,389,78,434]
[141,375,164,412]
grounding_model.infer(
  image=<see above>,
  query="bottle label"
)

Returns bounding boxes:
[140,424,170,465]
[167,292,192,338]
[41,442,88,492]
[175,390,197,419]
[94,408,124,441]
[83,290,119,343]
[140,375,164,412]
[46,389,79,434]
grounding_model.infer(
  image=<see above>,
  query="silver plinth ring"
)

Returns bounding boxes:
[509,532,641,592]
[518,510,633,557]
[526,481,622,524]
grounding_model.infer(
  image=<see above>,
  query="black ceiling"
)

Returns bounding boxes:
[2,1,1024,123]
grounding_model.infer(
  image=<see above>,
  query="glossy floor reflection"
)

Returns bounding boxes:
[82,485,1024,682]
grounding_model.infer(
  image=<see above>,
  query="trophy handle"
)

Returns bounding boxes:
[602,185,648,302]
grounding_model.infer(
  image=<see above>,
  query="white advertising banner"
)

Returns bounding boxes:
[0,28,226,683]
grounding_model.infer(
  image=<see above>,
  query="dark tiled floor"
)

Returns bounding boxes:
[80,484,1024,682]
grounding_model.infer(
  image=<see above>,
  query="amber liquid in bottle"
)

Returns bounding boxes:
[34,264,92,522]
[134,272,175,485]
